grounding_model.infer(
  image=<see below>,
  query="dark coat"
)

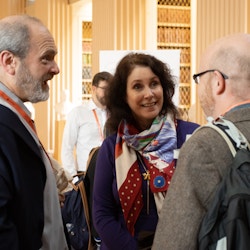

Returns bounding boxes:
[0,105,46,250]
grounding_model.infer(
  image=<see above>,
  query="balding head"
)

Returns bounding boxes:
[201,33,250,83]
[197,33,250,119]
[0,15,48,59]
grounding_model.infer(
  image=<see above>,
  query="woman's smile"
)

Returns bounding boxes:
[126,66,163,130]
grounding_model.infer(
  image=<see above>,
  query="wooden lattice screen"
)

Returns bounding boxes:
[157,0,191,119]
[82,21,92,99]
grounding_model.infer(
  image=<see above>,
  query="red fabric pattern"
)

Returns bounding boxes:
[118,161,143,235]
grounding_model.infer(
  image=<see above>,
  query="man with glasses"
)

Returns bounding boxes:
[153,33,250,249]
[61,71,113,180]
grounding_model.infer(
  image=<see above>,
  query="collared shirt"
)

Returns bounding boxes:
[61,99,107,176]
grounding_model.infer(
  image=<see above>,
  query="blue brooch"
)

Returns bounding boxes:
[153,176,166,188]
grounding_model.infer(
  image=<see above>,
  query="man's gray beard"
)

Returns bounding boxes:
[16,63,49,103]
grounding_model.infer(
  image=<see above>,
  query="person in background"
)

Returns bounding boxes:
[0,15,69,249]
[61,71,113,179]
[152,33,250,250]
[92,52,199,250]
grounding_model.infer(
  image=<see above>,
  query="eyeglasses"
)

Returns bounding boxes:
[193,69,229,84]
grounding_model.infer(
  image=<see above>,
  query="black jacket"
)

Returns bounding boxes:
[0,105,46,250]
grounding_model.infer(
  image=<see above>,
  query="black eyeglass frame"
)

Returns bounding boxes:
[193,69,229,84]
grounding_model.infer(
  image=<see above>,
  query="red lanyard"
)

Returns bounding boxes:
[92,109,104,141]
[0,90,54,168]
[0,90,37,134]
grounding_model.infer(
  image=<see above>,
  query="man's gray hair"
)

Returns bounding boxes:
[0,15,43,59]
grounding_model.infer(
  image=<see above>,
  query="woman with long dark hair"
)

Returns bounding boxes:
[93,53,199,250]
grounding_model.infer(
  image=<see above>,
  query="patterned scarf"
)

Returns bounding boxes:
[115,115,177,235]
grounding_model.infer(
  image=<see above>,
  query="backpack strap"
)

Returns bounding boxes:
[202,116,250,157]
[78,180,93,250]
[214,116,250,150]
[204,122,237,156]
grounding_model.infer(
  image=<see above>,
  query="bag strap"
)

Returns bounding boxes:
[214,116,250,149]
[78,180,93,250]
[86,147,100,171]
[204,122,237,156]
[67,147,99,249]
[77,147,100,250]
[202,116,250,157]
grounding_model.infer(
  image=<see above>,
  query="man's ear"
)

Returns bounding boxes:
[91,85,97,95]
[0,50,16,75]
[213,70,226,95]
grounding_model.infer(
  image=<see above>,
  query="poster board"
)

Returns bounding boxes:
[99,50,180,105]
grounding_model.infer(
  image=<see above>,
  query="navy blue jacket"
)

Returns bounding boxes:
[93,119,199,250]
[0,105,46,250]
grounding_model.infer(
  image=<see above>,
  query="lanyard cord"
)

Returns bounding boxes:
[92,109,104,141]
[0,90,37,134]
[136,152,150,214]
[0,90,54,168]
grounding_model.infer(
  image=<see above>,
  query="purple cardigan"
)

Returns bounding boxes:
[93,120,199,250]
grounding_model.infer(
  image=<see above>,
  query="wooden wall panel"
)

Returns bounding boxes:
[192,0,249,124]
[92,0,146,75]
[0,0,25,17]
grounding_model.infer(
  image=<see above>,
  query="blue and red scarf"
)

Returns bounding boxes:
[115,115,177,235]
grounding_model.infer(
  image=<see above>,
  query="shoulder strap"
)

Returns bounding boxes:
[214,117,249,149]
[78,180,93,249]
[86,147,100,171]
[76,147,100,250]
[204,122,237,156]
[202,117,250,157]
